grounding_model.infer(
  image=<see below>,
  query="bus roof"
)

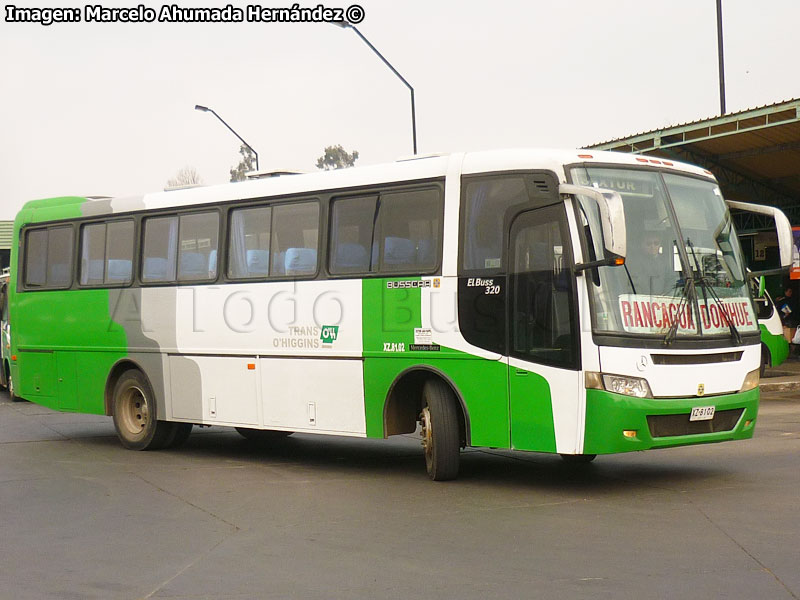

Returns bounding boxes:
[19,148,715,221]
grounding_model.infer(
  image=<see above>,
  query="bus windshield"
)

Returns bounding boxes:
[570,166,758,339]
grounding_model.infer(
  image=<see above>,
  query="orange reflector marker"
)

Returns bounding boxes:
[614,257,625,266]
[663,161,673,166]
[636,157,649,163]
[578,154,594,159]
[11,355,16,361]
[623,430,637,438]
[247,363,255,370]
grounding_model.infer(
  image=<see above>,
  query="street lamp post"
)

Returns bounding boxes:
[333,22,417,155]
[716,0,726,115]
[194,105,260,172]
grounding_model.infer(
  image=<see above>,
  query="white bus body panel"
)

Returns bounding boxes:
[259,358,366,436]
[138,279,367,435]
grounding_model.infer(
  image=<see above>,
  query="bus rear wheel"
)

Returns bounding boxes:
[166,423,193,448]
[112,369,174,450]
[419,379,460,481]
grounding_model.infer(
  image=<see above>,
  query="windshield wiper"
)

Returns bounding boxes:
[664,276,694,346]
[687,238,742,345]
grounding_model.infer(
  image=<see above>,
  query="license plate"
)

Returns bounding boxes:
[689,406,715,421]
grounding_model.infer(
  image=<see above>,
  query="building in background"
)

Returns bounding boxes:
[0,222,11,271]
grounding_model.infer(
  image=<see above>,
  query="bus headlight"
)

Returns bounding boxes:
[585,372,653,398]
[739,369,760,392]
[602,374,653,398]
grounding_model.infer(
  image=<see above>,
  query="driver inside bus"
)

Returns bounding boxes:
[629,229,675,297]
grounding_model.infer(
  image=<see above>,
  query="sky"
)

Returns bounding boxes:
[1,0,798,219]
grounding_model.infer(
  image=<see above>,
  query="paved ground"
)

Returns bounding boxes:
[1,384,799,600]
[761,354,800,392]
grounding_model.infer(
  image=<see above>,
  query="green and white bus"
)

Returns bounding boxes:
[9,149,792,480]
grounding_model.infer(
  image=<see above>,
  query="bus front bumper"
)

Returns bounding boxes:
[583,388,759,454]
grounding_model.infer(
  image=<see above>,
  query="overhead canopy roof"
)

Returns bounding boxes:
[589,98,800,228]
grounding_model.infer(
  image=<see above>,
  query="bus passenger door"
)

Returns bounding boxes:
[507,205,582,453]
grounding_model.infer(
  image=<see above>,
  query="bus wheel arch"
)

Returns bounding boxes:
[383,366,469,447]
[105,359,147,416]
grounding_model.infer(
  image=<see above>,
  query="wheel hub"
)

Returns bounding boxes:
[420,406,433,463]
[120,386,149,436]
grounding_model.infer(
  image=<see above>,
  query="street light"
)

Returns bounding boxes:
[716,0,726,115]
[194,104,260,172]
[332,22,417,155]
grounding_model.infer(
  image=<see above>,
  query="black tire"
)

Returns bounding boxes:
[560,453,597,464]
[420,379,461,481]
[111,369,174,450]
[8,369,23,403]
[235,427,293,442]
[166,423,193,448]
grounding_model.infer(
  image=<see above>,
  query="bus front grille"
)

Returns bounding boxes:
[646,409,744,438]
[650,352,743,365]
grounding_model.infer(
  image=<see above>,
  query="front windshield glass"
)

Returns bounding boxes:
[571,167,758,339]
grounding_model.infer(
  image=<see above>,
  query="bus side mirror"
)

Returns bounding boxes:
[561,183,627,262]
[727,200,792,274]
[758,275,766,298]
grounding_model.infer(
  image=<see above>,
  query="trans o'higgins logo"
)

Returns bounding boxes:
[320,325,339,347]
[272,325,339,349]
[386,280,432,289]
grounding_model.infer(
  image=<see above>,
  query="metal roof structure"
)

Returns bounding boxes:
[0,222,12,250]
[589,98,800,229]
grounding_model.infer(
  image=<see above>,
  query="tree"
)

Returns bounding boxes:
[166,166,203,188]
[230,144,256,182]
[316,145,359,170]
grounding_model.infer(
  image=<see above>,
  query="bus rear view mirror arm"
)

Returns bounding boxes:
[574,256,626,273]
[726,200,793,269]
[560,184,627,259]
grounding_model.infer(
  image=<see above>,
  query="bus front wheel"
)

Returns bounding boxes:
[8,370,23,403]
[112,369,175,450]
[420,379,460,481]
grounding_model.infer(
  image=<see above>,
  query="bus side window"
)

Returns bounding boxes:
[375,188,442,273]
[105,221,134,284]
[270,202,319,277]
[24,229,49,287]
[79,220,134,286]
[461,177,528,272]
[228,206,272,278]
[46,227,73,287]
[177,212,219,282]
[329,195,378,275]
[24,227,74,289]
[142,216,178,283]
[80,223,106,285]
